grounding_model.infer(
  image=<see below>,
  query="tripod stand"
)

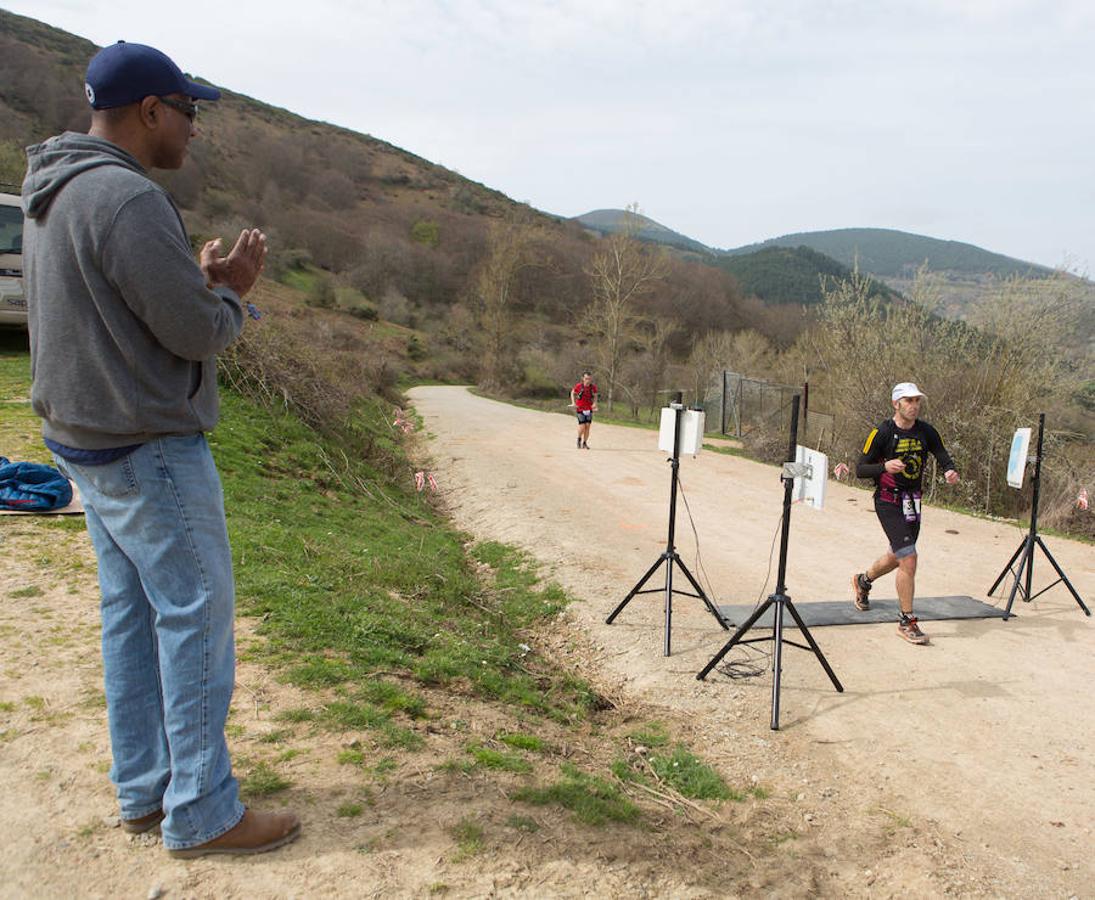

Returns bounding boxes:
[988,413,1090,621]
[696,394,843,730]
[605,395,729,656]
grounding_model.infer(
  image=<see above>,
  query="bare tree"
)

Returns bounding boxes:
[473,216,536,390]
[687,330,735,407]
[582,204,667,410]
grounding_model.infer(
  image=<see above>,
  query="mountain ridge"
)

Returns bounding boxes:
[575,208,1055,281]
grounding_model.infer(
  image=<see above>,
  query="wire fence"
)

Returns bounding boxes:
[710,372,835,452]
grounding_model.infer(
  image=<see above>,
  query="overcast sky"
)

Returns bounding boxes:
[6,0,1093,270]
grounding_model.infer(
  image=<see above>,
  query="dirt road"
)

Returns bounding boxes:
[411,386,1095,893]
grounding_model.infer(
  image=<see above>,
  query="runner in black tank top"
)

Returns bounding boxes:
[851,383,959,645]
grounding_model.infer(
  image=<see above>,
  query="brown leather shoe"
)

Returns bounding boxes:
[122,809,165,834]
[167,809,301,859]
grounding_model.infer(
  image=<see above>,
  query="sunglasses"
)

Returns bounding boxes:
[158,96,199,122]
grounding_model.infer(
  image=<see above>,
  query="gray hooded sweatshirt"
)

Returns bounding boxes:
[22,132,243,449]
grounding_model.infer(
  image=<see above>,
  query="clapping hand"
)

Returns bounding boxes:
[202,228,267,298]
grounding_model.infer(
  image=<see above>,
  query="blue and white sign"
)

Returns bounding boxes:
[1007,428,1031,490]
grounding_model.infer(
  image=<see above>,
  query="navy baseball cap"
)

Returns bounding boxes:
[84,41,220,109]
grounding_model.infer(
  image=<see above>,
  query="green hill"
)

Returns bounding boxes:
[722,227,1053,280]
[573,208,712,255]
[714,245,897,305]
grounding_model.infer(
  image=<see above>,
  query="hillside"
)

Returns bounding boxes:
[573,208,712,255]
[0,9,776,381]
[722,227,1053,280]
[713,244,898,306]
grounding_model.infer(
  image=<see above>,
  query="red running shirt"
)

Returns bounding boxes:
[573,382,598,411]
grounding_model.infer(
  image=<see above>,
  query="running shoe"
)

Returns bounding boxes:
[577,437,582,448]
[852,573,871,611]
[897,616,929,645]
[582,441,589,449]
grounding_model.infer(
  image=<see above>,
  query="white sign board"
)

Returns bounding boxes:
[794,445,828,510]
[658,408,705,455]
[1007,427,1031,489]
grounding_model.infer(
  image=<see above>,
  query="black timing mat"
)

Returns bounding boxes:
[717,596,1005,628]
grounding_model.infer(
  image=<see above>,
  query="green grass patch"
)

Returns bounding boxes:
[702,442,749,458]
[321,702,424,750]
[439,757,476,775]
[373,757,397,778]
[240,762,291,798]
[276,708,316,723]
[337,802,364,817]
[505,814,539,833]
[257,729,291,744]
[283,656,353,688]
[448,817,484,861]
[40,517,86,532]
[356,679,427,719]
[497,731,547,753]
[466,744,532,774]
[610,758,639,782]
[9,586,43,599]
[337,748,366,766]
[514,763,641,826]
[278,267,321,294]
[627,722,670,748]
[647,746,739,801]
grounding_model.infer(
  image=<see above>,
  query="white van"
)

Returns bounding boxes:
[0,191,26,328]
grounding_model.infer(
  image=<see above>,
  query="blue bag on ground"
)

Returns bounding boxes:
[0,456,74,511]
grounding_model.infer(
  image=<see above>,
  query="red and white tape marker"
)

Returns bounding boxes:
[393,407,413,434]
[414,471,439,493]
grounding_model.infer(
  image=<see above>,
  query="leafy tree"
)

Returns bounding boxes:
[307,273,336,309]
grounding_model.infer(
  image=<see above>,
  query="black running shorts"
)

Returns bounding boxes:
[576,410,593,424]
[874,497,920,557]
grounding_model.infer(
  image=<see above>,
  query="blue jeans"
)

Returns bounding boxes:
[54,434,244,849]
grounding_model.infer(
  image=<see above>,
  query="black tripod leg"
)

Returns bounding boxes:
[1035,536,1091,616]
[1002,537,1032,621]
[989,538,1026,596]
[770,599,785,730]
[674,557,731,630]
[696,598,774,680]
[606,555,665,624]
[664,554,675,657]
[783,599,844,692]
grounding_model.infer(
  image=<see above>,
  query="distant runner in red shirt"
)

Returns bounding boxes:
[569,372,598,449]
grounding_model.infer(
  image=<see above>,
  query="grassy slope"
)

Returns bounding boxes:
[0,333,755,849]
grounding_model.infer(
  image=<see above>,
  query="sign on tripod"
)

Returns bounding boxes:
[792,445,828,510]
[658,407,704,455]
[1006,427,1031,489]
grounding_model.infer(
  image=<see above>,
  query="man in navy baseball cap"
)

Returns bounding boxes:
[84,40,220,109]
[21,39,300,859]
